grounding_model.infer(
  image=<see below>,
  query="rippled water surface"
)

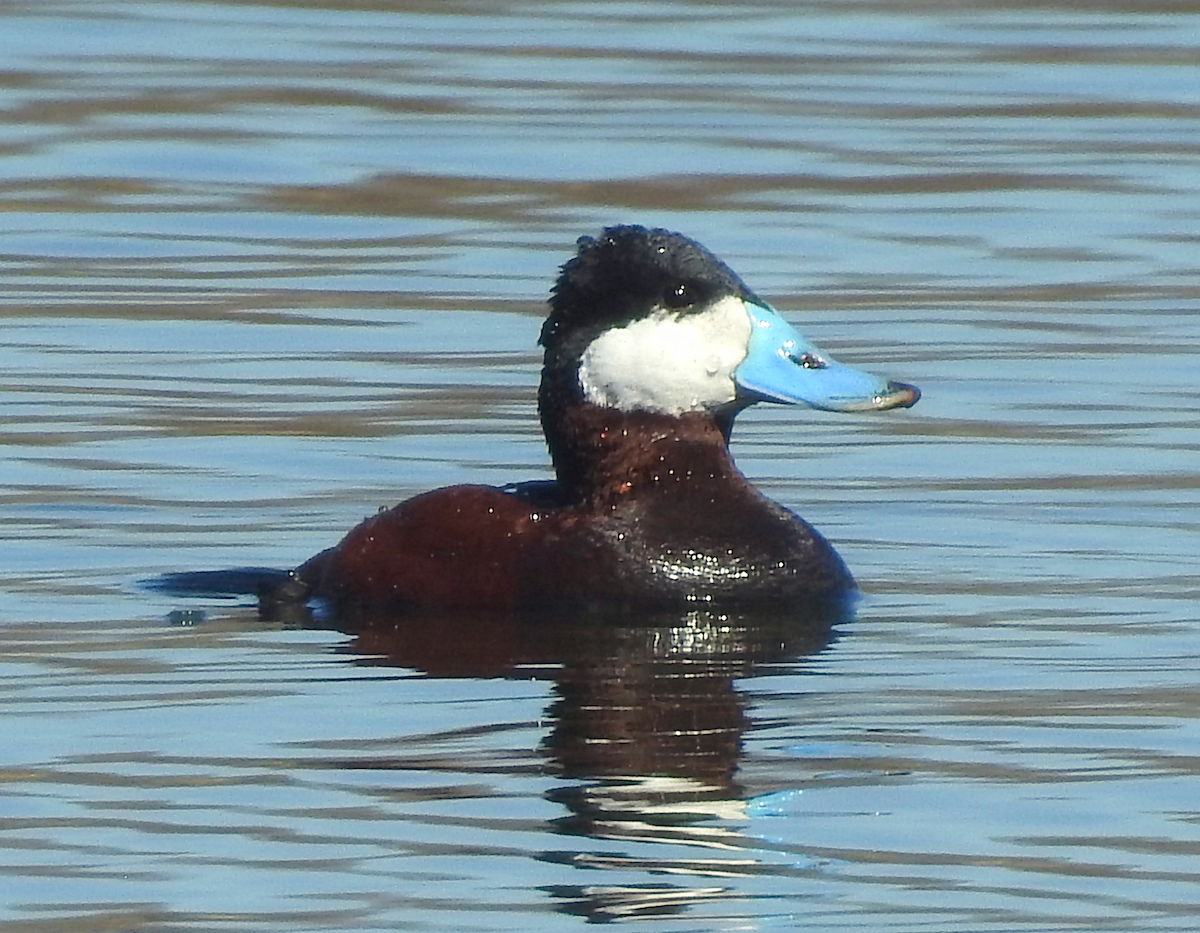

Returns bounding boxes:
[3,1,1200,930]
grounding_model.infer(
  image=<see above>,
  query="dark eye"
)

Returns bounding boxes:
[663,282,693,308]
[793,351,827,369]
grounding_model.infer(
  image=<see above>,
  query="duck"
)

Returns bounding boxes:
[284,225,918,614]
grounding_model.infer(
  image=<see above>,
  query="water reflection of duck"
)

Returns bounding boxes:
[327,603,839,923]
[161,225,917,615]
[296,225,918,614]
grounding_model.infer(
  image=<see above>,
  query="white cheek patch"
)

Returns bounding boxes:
[577,295,752,415]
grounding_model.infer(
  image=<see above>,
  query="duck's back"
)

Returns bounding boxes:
[299,432,852,613]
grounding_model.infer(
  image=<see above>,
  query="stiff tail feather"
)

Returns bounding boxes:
[149,567,296,599]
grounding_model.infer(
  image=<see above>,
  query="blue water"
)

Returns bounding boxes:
[2,2,1199,930]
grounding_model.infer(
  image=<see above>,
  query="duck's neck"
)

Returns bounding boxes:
[541,401,744,505]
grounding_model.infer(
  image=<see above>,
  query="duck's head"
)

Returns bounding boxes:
[538,225,919,444]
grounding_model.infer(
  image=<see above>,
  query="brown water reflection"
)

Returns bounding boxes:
[330,605,836,780]
[269,601,844,924]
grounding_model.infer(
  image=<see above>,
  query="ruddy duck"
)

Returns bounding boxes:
[288,225,918,613]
